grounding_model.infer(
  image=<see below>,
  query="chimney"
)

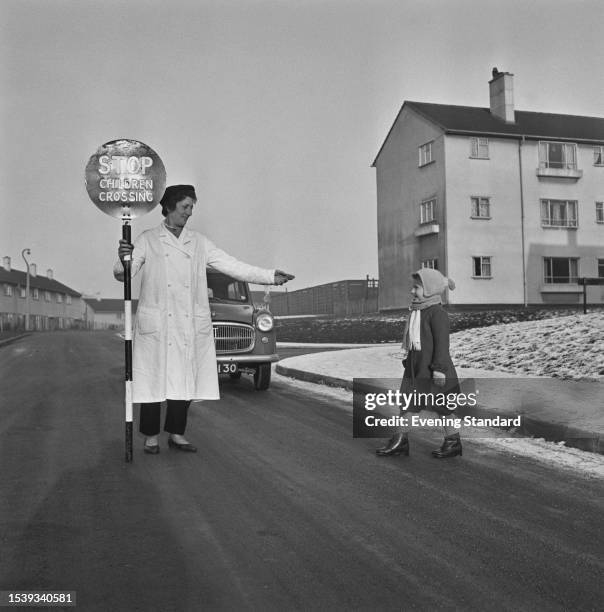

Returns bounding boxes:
[47,268,53,280]
[2,256,10,271]
[30,263,37,277]
[489,68,515,123]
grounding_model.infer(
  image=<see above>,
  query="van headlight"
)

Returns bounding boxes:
[256,312,274,332]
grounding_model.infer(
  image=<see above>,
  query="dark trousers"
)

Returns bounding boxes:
[139,400,192,436]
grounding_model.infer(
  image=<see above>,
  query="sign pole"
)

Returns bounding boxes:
[85,138,166,462]
[122,221,133,462]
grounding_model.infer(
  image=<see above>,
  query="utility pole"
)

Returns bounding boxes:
[21,248,31,331]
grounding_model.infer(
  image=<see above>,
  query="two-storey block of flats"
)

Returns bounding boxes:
[372,69,604,310]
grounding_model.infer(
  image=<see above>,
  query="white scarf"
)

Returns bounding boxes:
[408,309,421,351]
[401,295,442,353]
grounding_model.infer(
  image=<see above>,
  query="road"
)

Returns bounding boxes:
[0,332,602,611]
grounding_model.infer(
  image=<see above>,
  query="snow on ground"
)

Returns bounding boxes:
[278,343,521,381]
[450,311,604,380]
[280,312,604,382]
[279,343,402,380]
[278,342,377,348]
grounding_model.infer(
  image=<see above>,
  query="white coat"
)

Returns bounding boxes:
[113,223,275,403]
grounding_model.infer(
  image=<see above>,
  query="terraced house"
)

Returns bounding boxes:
[372,69,604,310]
[0,256,85,331]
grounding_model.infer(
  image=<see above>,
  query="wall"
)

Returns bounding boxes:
[445,134,525,304]
[521,140,604,304]
[374,105,445,310]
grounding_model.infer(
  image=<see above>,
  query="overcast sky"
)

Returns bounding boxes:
[1,0,603,298]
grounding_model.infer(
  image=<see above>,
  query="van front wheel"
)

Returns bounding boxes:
[253,364,271,390]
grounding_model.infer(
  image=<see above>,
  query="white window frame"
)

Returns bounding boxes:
[66,295,72,305]
[420,198,436,224]
[57,293,63,303]
[472,256,492,279]
[538,141,577,170]
[470,137,489,159]
[421,259,438,270]
[418,141,434,167]
[594,146,604,166]
[540,199,578,228]
[45,291,51,302]
[32,288,39,300]
[470,196,491,219]
[19,286,26,298]
[4,284,13,297]
[596,202,604,224]
[543,257,579,284]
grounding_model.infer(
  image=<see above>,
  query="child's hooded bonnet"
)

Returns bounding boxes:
[412,268,456,298]
[403,269,456,352]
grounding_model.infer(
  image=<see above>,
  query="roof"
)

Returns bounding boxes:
[372,101,604,166]
[0,267,81,297]
[83,298,138,312]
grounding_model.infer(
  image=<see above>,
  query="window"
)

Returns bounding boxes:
[540,199,578,228]
[472,256,492,278]
[538,141,577,170]
[19,286,26,298]
[421,259,438,270]
[207,272,249,303]
[45,291,51,302]
[4,284,12,297]
[471,196,491,218]
[543,257,578,284]
[57,293,63,303]
[594,146,604,166]
[596,202,604,223]
[599,259,604,278]
[66,295,72,305]
[32,288,39,300]
[470,137,489,159]
[420,198,436,224]
[418,141,433,166]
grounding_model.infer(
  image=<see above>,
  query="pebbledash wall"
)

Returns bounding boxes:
[373,69,604,310]
[0,257,87,331]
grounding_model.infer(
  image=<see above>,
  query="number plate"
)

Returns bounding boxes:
[217,363,238,374]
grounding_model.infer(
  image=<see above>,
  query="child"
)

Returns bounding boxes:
[376,268,462,458]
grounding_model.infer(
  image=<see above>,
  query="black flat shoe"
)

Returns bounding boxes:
[168,438,197,453]
[144,444,160,454]
[432,433,462,458]
[376,433,409,456]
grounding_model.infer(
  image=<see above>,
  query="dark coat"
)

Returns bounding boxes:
[400,304,459,415]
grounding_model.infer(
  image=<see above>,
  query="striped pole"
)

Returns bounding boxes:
[122,221,133,463]
[85,139,166,463]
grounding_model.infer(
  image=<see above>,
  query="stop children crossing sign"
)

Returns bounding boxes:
[85,139,166,219]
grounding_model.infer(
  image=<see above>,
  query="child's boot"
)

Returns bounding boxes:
[376,433,409,456]
[432,432,462,458]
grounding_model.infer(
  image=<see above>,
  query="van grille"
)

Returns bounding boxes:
[213,322,255,354]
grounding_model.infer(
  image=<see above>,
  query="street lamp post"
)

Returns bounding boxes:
[21,248,31,332]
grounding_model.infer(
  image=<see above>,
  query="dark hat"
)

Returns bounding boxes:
[160,184,197,216]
